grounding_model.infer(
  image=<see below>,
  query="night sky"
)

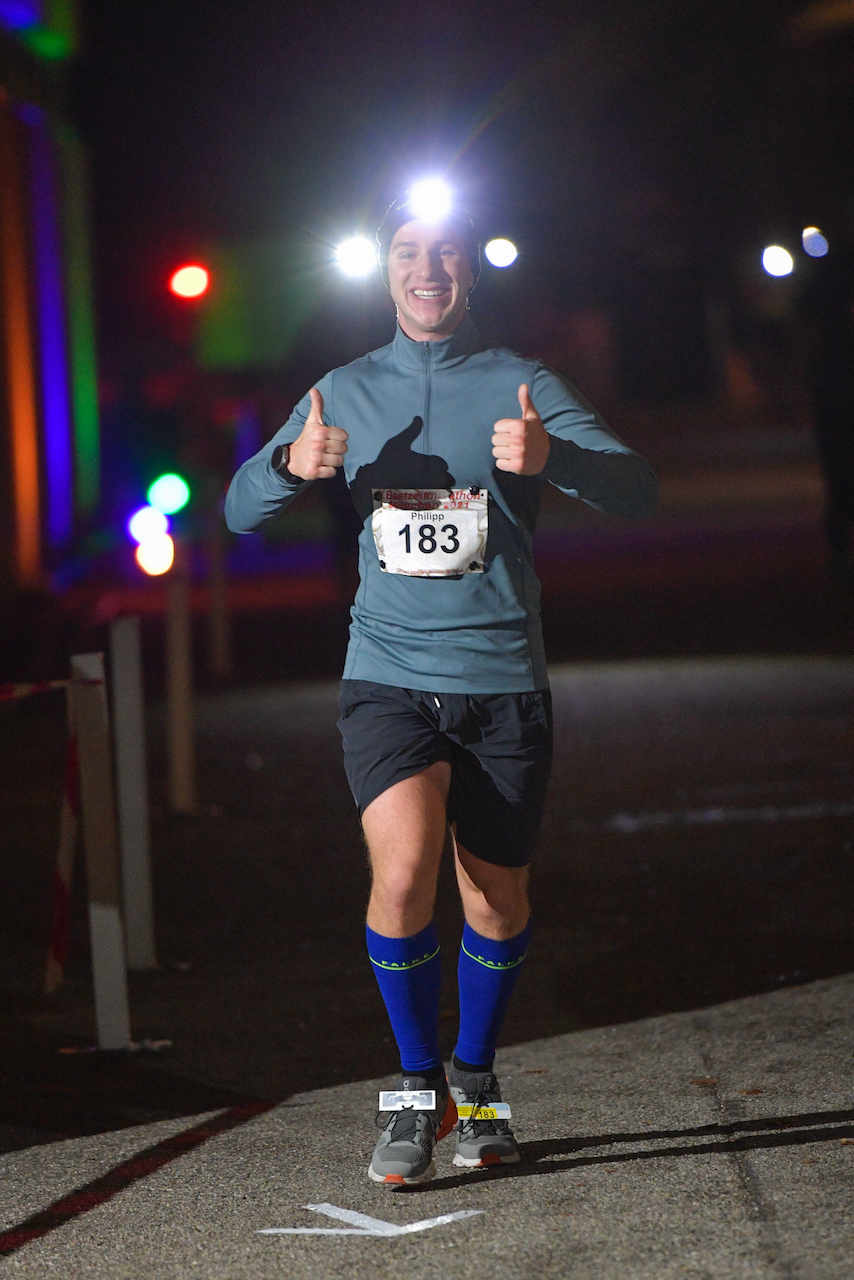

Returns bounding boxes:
[73,0,852,376]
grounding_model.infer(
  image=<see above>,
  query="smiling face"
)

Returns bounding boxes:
[387,219,474,341]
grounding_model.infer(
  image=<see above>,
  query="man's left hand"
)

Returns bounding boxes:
[492,384,550,475]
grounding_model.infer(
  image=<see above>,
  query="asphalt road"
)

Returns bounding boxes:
[1,654,853,1275]
[2,976,853,1278]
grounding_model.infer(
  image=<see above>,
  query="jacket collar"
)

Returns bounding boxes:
[391,314,487,370]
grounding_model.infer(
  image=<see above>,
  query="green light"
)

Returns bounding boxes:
[56,125,100,515]
[20,25,71,59]
[148,473,190,514]
[15,0,77,61]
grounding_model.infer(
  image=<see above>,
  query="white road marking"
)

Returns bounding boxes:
[570,799,854,835]
[304,1204,407,1234]
[259,1228,381,1235]
[258,1201,485,1237]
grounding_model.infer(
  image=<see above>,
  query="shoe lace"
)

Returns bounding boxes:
[374,1105,433,1145]
[459,1086,507,1139]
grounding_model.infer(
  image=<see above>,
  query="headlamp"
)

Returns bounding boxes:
[376,181,481,291]
[407,178,453,223]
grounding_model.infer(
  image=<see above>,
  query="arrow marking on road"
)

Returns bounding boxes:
[258,1202,485,1237]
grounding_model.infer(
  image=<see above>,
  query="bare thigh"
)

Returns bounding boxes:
[362,761,451,937]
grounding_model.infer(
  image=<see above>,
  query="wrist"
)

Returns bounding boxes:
[271,442,302,482]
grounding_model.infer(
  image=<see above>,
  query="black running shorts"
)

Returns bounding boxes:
[337,680,553,868]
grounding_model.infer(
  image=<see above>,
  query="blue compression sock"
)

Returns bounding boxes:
[455,920,533,1068]
[366,922,443,1076]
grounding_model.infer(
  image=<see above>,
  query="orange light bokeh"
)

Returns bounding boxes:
[169,264,210,299]
[0,100,41,584]
[136,533,175,575]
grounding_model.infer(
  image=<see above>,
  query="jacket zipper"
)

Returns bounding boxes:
[422,342,431,455]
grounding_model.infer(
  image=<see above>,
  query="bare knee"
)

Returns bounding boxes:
[369,861,435,934]
[465,887,529,939]
[454,841,529,939]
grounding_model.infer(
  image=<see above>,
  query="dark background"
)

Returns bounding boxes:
[74,0,854,390]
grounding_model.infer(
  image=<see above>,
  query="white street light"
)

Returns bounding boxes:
[762,245,794,277]
[484,238,518,268]
[335,237,376,277]
[802,227,828,258]
[127,505,169,544]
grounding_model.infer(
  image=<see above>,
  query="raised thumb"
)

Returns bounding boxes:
[518,383,536,418]
[307,387,324,423]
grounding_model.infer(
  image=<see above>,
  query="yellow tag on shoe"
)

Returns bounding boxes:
[455,1102,512,1120]
[379,1090,437,1111]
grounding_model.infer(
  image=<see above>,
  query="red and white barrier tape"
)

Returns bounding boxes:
[0,680,68,702]
[4,670,112,993]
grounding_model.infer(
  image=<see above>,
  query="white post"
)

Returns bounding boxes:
[109,616,157,969]
[166,539,196,813]
[70,652,131,1050]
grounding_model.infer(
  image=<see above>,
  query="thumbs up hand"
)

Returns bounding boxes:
[491,384,550,475]
[287,388,348,480]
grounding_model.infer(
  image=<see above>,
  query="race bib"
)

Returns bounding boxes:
[371,487,488,577]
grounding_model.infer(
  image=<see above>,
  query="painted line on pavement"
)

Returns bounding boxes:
[0,1102,275,1258]
[570,799,854,835]
[259,1202,485,1237]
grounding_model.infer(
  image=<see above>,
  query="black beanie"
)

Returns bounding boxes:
[376,192,481,291]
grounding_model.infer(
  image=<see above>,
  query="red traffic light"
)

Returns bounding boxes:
[169,264,210,299]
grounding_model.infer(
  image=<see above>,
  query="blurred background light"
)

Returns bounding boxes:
[335,236,376,277]
[762,245,794,277]
[0,0,75,57]
[127,504,169,544]
[408,178,452,222]
[484,238,518,268]
[135,532,175,575]
[148,472,190,513]
[802,226,829,257]
[0,1,41,29]
[169,264,210,298]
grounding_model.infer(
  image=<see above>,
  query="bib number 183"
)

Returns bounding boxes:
[398,524,460,555]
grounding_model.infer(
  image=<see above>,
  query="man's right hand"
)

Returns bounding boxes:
[287,388,348,480]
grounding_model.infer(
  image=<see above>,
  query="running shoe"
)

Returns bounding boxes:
[368,1071,457,1186]
[448,1063,520,1168]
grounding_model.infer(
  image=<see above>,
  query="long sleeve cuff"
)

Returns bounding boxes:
[224,458,311,533]
[543,436,659,518]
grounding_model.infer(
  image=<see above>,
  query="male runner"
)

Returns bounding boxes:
[225,187,658,1186]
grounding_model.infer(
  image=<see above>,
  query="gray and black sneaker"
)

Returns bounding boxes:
[368,1072,457,1186]
[448,1063,520,1168]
